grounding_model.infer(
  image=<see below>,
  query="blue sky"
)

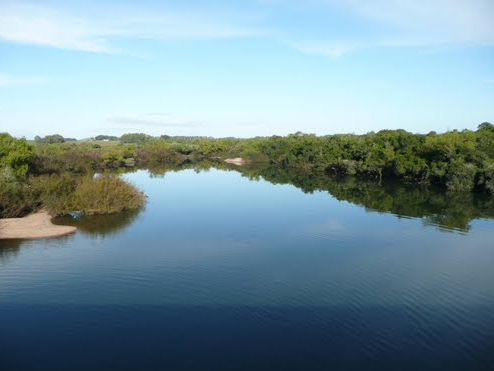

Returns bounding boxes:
[0,0,493,139]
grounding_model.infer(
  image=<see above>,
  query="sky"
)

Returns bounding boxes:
[0,0,493,139]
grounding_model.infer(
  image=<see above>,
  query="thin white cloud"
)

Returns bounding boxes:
[0,73,47,86]
[1,0,492,58]
[0,1,264,53]
[339,0,494,43]
[289,0,494,57]
[0,3,113,52]
[287,37,457,57]
[287,41,362,58]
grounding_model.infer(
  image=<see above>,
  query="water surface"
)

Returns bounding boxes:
[1,168,493,370]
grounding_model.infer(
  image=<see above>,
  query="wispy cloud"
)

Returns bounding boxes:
[287,37,456,57]
[288,0,494,57]
[0,73,47,86]
[286,41,363,58]
[1,0,492,59]
[338,0,494,43]
[0,1,264,53]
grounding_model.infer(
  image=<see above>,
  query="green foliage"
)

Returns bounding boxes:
[120,133,151,144]
[135,139,196,164]
[33,143,100,174]
[478,122,493,132]
[73,176,145,215]
[29,174,145,216]
[0,167,38,218]
[29,174,77,216]
[27,123,494,193]
[222,125,493,192]
[0,133,34,177]
[95,135,119,141]
[31,142,138,174]
[35,134,66,144]
[0,134,144,217]
[1,123,493,220]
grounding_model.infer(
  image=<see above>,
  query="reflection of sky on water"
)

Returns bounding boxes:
[1,168,493,370]
[2,169,492,308]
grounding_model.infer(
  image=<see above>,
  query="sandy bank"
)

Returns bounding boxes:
[0,211,77,240]
[224,157,247,166]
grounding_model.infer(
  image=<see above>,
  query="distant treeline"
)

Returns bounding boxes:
[30,123,494,190]
[34,134,77,144]
[1,123,493,217]
[35,133,219,144]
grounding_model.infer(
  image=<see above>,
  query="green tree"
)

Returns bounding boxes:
[478,122,493,132]
[120,133,151,144]
[95,135,119,141]
[0,133,34,177]
[35,134,66,144]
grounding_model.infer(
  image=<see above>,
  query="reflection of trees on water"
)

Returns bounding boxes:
[233,163,493,233]
[144,160,219,178]
[0,208,143,261]
[1,161,491,260]
[145,161,492,233]
[0,234,75,262]
[53,207,143,238]
[0,239,24,261]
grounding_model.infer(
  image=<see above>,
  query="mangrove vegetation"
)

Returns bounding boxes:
[0,123,492,219]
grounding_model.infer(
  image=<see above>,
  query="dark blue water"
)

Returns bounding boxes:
[1,169,493,370]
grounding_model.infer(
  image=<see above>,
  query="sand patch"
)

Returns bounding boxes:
[0,211,77,240]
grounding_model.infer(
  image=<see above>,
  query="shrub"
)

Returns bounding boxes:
[0,133,34,177]
[73,176,145,215]
[34,134,66,145]
[29,174,77,216]
[29,174,145,216]
[0,168,38,218]
[120,133,151,144]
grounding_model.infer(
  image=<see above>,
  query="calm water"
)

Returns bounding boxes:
[1,168,494,370]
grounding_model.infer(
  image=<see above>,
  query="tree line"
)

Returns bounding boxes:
[1,123,492,218]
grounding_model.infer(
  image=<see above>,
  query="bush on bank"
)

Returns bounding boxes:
[1,123,493,219]
[72,176,145,215]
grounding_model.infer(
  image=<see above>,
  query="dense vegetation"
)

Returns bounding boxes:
[36,123,493,191]
[35,134,77,144]
[95,135,119,141]
[120,133,152,144]
[0,134,145,218]
[226,123,494,193]
[27,174,145,216]
[0,123,492,219]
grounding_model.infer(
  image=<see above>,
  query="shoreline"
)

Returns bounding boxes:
[0,211,77,240]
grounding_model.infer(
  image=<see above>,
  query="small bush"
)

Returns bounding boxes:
[29,174,77,216]
[0,168,38,218]
[28,174,145,216]
[73,176,145,215]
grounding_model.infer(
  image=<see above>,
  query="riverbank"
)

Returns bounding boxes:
[0,211,77,240]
